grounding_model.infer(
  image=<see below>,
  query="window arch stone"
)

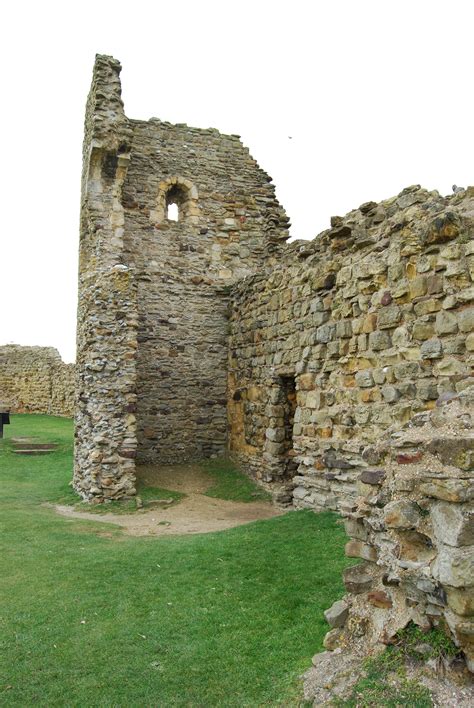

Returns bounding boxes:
[151,176,200,225]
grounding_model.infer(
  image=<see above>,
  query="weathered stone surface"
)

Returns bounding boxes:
[344,518,369,541]
[360,469,385,485]
[0,345,74,417]
[446,587,474,616]
[420,338,443,359]
[343,564,373,594]
[345,540,378,561]
[323,628,344,650]
[378,306,401,329]
[367,591,392,609]
[459,309,474,333]
[435,310,458,335]
[431,502,474,546]
[324,599,349,628]
[423,212,461,245]
[355,370,374,388]
[384,500,422,529]
[432,545,474,587]
[419,479,474,503]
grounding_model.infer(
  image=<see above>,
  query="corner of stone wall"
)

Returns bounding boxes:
[74,265,138,501]
[75,54,137,501]
[321,386,474,671]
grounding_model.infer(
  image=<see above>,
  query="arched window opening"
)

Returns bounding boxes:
[151,177,199,225]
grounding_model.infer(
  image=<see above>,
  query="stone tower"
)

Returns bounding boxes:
[73,54,289,500]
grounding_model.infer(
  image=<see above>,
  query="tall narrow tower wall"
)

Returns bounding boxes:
[74,56,138,500]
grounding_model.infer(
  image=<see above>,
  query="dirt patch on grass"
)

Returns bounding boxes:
[54,463,283,536]
[137,463,213,494]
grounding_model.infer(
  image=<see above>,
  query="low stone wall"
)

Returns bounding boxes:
[0,345,74,417]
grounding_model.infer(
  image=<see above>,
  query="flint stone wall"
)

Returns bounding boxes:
[0,344,74,417]
[229,186,474,502]
[74,55,289,500]
[228,185,474,667]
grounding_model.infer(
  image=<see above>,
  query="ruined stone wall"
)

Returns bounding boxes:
[73,267,138,500]
[229,185,474,667]
[0,345,74,417]
[75,55,138,500]
[122,118,288,463]
[74,55,289,500]
[327,389,473,671]
[229,186,474,505]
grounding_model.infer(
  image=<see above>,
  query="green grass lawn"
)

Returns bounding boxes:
[0,415,353,707]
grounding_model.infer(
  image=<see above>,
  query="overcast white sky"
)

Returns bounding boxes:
[1,0,473,363]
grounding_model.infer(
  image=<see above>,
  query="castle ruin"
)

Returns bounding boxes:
[75,56,473,671]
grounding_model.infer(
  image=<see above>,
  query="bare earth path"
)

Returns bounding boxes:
[54,464,283,536]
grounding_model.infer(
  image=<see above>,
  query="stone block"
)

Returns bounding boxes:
[412,319,435,340]
[425,437,474,469]
[355,370,374,388]
[432,544,474,587]
[431,502,474,546]
[396,451,423,464]
[414,298,442,316]
[359,469,385,485]
[343,564,373,594]
[446,587,474,616]
[435,310,458,335]
[316,324,336,343]
[367,591,392,609]
[298,373,315,390]
[423,212,461,245]
[416,380,438,400]
[368,330,391,351]
[265,427,285,442]
[435,357,470,377]
[293,486,309,500]
[265,441,286,456]
[427,274,444,294]
[420,338,443,359]
[324,599,349,628]
[381,385,401,403]
[344,518,369,541]
[336,320,352,338]
[409,276,427,298]
[419,478,474,503]
[384,500,421,529]
[459,309,474,333]
[378,306,401,329]
[345,540,378,562]
[323,628,344,650]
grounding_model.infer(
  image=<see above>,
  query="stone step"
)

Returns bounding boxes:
[13,443,58,451]
[10,437,40,444]
[13,448,56,455]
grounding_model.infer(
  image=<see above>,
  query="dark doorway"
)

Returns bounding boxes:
[279,375,297,479]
